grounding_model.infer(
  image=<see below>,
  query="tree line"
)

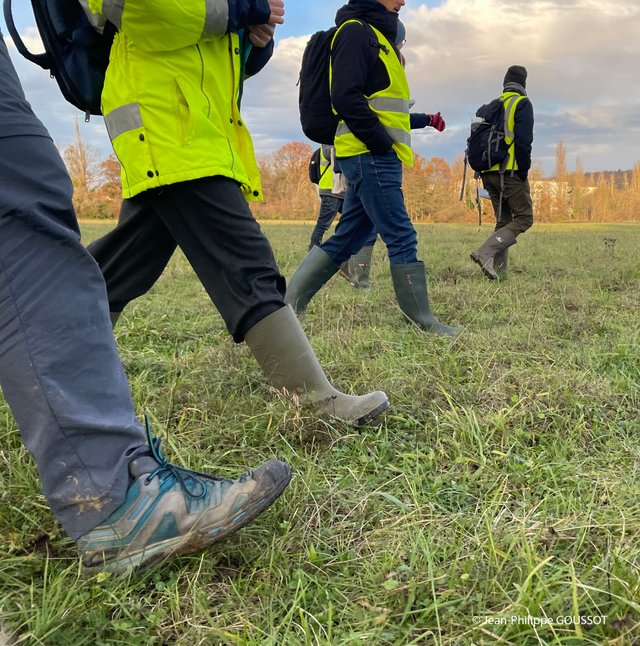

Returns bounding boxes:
[62,126,640,223]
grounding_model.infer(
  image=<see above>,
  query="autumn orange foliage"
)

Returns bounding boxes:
[63,131,640,223]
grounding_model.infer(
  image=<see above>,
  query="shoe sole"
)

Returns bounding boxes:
[84,462,292,577]
[337,269,357,286]
[312,393,390,426]
[470,253,497,280]
[353,396,390,425]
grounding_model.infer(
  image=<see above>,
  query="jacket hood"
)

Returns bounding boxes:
[335,0,399,44]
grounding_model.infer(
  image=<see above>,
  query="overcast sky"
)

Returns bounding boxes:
[2,1,639,176]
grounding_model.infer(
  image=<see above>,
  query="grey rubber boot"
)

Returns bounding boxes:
[470,229,516,280]
[285,246,339,317]
[390,262,460,337]
[110,312,121,327]
[494,247,509,279]
[347,244,374,289]
[337,261,356,284]
[245,306,390,425]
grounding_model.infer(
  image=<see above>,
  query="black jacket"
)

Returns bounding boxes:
[331,1,403,154]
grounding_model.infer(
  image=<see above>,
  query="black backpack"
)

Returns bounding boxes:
[298,28,340,145]
[298,21,379,145]
[3,0,115,120]
[308,147,332,184]
[465,97,511,173]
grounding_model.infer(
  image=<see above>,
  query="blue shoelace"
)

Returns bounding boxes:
[143,413,212,500]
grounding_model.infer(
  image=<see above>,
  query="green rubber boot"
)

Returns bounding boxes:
[245,306,390,425]
[285,246,339,317]
[390,262,460,337]
[347,244,374,289]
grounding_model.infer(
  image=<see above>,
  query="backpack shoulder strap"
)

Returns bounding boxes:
[319,146,332,179]
[3,0,51,69]
[332,19,387,54]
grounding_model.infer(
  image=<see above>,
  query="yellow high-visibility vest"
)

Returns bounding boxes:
[88,0,262,200]
[331,21,413,167]
[318,147,333,191]
[488,91,527,172]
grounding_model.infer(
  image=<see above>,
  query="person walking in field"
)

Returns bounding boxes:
[470,65,534,280]
[285,0,457,336]
[0,30,291,575]
[309,144,347,249]
[85,0,389,426]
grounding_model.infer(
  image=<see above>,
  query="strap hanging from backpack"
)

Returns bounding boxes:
[459,153,468,202]
[3,0,115,119]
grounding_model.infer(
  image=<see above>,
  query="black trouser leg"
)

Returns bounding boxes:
[87,198,177,313]
[144,177,286,342]
[309,195,343,249]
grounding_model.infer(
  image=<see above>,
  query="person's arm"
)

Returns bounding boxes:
[244,41,274,77]
[330,22,394,155]
[243,17,278,78]
[86,0,272,50]
[513,98,534,179]
[409,113,445,131]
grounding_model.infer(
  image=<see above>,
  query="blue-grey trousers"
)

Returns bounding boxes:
[0,35,146,540]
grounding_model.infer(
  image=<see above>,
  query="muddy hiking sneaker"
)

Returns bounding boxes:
[77,417,291,576]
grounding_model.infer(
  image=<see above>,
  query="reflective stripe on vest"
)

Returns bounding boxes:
[335,122,411,148]
[104,102,143,140]
[100,0,124,28]
[489,92,526,172]
[99,1,227,36]
[203,1,229,37]
[331,21,413,166]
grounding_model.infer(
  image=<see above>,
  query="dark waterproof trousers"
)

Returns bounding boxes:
[481,172,534,235]
[0,35,146,540]
[309,194,343,248]
[87,177,287,342]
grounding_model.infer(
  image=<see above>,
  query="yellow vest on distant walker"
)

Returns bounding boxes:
[330,21,413,167]
[318,147,333,191]
[487,91,527,173]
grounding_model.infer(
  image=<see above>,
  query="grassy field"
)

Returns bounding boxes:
[1,222,639,645]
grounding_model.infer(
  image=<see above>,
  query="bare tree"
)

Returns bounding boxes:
[62,116,103,217]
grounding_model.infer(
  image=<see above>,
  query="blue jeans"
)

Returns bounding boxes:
[321,151,418,265]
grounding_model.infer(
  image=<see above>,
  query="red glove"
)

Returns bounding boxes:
[427,112,445,132]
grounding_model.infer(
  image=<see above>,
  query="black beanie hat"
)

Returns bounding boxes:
[503,65,527,88]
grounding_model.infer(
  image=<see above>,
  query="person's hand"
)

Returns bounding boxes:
[427,112,445,132]
[267,0,285,25]
[249,23,275,48]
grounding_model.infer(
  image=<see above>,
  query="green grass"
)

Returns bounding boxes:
[1,222,639,645]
